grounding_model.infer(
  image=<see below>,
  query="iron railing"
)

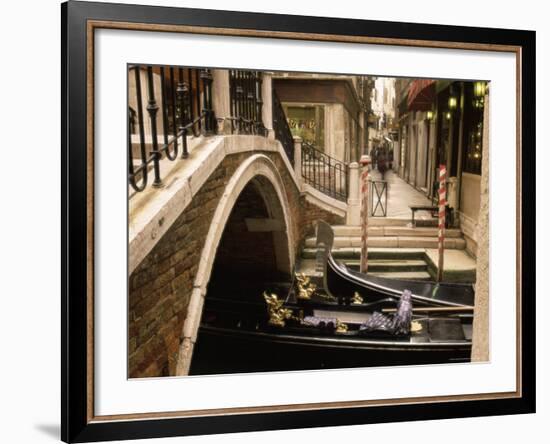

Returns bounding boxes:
[228,70,267,136]
[128,65,216,192]
[301,142,348,202]
[272,90,294,166]
[370,180,388,217]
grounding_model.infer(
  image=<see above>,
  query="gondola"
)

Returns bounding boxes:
[189,222,474,376]
[314,220,475,308]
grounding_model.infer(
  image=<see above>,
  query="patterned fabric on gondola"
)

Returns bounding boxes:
[360,311,394,332]
[360,290,413,335]
[392,289,413,335]
[303,316,337,328]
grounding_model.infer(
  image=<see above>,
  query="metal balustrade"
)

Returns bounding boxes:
[272,90,294,166]
[301,142,348,202]
[228,70,267,136]
[128,66,307,193]
[128,65,216,192]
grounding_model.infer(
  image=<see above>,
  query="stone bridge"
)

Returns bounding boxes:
[128,134,346,378]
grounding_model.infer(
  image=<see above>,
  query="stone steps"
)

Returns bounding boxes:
[331,225,462,238]
[301,247,426,260]
[343,259,431,281]
[343,259,427,272]
[295,258,432,281]
[367,271,432,281]
[366,218,411,227]
[304,235,466,250]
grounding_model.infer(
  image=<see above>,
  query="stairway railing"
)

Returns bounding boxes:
[272,90,294,166]
[128,65,216,193]
[301,142,348,202]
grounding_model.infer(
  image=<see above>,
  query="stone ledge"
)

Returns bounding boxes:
[302,183,347,218]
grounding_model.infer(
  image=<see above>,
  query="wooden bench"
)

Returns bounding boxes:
[410,205,452,227]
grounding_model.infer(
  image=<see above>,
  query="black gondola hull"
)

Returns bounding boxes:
[190,325,471,376]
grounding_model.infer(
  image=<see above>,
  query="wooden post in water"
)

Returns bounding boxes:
[437,165,447,282]
[359,155,371,273]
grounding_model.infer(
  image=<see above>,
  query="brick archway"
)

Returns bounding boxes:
[175,154,296,375]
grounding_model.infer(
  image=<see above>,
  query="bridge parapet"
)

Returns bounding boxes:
[129,134,297,274]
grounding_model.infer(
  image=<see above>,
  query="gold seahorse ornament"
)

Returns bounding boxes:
[351,291,364,305]
[335,319,349,333]
[295,273,317,300]
[263,292,295,327]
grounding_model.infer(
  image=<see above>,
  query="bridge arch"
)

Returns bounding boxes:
[176,154,296,375]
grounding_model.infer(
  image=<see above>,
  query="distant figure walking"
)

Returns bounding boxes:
[377,149,387,180]
[370,146,378,170]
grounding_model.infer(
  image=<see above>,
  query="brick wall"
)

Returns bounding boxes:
[213,182,278,280]
[300,198,345,239]
[129,150,346,378]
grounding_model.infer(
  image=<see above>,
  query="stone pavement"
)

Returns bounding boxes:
[368,168,433,220]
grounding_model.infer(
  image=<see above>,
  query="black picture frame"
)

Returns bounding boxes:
[61,1,536,442]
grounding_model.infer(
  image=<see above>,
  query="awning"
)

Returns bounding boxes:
[397,97,408,116]
[407,79,436,111]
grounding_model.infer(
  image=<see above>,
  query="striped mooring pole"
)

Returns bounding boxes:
[437,165,447,282]
[359,155,371,274]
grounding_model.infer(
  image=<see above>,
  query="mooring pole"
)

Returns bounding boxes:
[360,155,371,274]
[437,164,447,282]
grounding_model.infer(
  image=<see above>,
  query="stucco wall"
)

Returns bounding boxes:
[325,103,346,161]
[471,91,490,362]
[460,172,481,221]
[459,172,481,255]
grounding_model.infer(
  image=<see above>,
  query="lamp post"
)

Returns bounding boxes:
[437,165,447,282]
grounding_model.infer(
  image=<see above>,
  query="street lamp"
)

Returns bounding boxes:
[448,95,457,110]
[426,110,434,120]
[474,81,486,97]
[473,81,486,109]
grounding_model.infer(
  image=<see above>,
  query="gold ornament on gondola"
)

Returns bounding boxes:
[335,319,348,333]
[410,321,423,333]
[295,273,317,300]
[351,291,364,305]
[263,292,301,327]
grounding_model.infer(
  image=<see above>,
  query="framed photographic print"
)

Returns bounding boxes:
[61,0,536,442]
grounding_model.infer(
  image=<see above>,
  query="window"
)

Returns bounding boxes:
[284,105,325,150]
[462,82,486,175]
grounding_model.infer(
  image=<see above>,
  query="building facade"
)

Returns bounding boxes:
[394,78,488,255]
[272,73,374,164]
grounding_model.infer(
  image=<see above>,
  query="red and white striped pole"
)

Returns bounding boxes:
[359,155,371,274]
[437,165,447,282]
